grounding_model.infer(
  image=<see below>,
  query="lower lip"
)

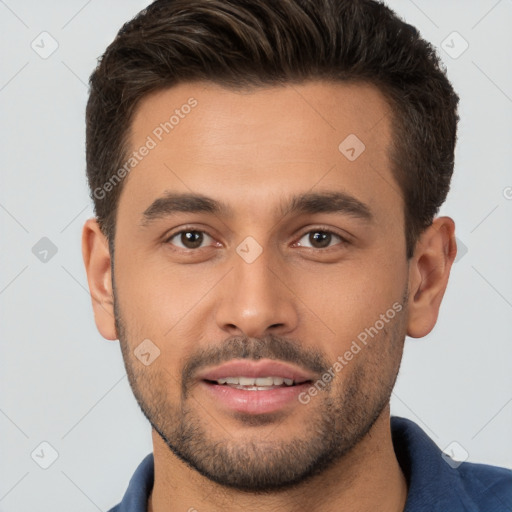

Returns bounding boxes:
[200,380,311,415]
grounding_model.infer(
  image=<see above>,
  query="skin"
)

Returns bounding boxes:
[82,81,457,512]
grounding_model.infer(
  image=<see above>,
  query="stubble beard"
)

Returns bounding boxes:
[114,283,408,492]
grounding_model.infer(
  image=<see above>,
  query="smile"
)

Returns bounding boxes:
[197,360,315,415]
[211,376,298,389]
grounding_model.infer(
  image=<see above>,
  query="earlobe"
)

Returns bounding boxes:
[406,217,457,339]
[81,218,118,341]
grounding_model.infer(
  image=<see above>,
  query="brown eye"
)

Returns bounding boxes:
[309,231,332,248]
[296,230,345,249]
[167,230,212,250]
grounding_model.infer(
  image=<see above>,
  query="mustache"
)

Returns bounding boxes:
[181,334,330,395]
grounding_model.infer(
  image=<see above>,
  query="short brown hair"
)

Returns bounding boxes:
[86,0,459,258]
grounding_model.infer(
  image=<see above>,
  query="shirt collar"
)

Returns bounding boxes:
[115,452,154,512]
[391,416,479,511]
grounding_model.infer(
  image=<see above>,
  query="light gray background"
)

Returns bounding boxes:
[1,0,511,510]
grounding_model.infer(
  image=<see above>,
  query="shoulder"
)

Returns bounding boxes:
[457,460,512,509]
[391,416,512,511]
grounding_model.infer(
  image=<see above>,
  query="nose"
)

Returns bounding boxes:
[214,247,299,338]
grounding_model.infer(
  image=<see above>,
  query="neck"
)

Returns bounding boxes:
[148,407,407,512]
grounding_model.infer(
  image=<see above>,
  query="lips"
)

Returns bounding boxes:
[197,359,315,415]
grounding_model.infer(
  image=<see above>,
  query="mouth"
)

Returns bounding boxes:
[197,359,315,415]
[204,375,310,390]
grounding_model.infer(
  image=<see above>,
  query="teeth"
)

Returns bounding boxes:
[213,376,294,386]
[255,377,274,386]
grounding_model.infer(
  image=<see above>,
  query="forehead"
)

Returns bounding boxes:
[118,80,400,227]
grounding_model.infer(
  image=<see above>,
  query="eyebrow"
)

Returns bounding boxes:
[140,190,373,227]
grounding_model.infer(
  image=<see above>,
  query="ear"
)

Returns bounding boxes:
[81,218,117,340]
[407,216,457,338]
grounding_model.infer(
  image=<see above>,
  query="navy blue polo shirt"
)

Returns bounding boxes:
[108,416,512,511]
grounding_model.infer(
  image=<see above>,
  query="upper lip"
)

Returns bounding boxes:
[197,359,315,384]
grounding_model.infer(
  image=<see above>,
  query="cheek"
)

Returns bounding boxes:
[114,256,222,380]
[296,254,405,320]
[287,257,407,367]
[115,251,206,326]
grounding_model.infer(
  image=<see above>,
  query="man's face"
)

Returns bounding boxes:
[112,81,410,490]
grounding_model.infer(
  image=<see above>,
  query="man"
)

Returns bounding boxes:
[81,0,512,510]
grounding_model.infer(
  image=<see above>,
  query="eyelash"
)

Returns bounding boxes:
[164,226,350,252]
